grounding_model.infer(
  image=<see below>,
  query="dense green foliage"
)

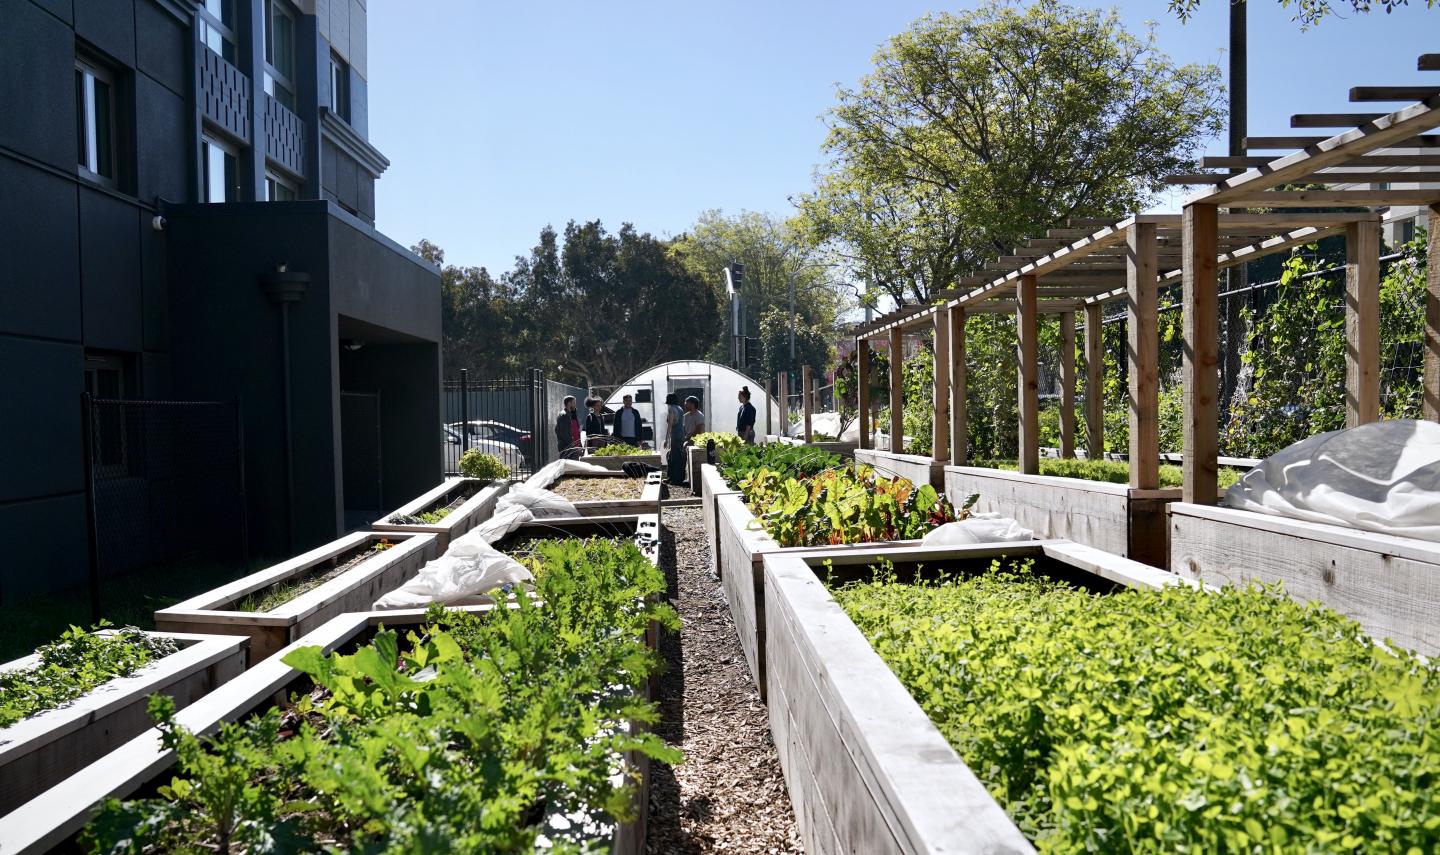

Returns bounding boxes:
[741,464,968,547]
[715,441,843,488]
[835,564,1440,852]
[586,442,651,457]
[1,624,178,728]
[800,0,1220,305]
[690,432,746,455]
[457,449,510,481]
[234,542,393,614]
[86,539,678,853]
[968,458,1243,490]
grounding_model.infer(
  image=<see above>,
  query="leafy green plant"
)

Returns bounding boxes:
[587,442,651,457]
[234,541,393,614]
[716,441,842,488]
[86,538,680,853]
[742,463,971,547]
[835,564,1440,851]
[1,623,178,728]
[458,449,511,481]
[691,432,746,455]
[969,457,1243,490]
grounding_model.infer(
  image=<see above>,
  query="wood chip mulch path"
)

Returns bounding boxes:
[647,505,804,854]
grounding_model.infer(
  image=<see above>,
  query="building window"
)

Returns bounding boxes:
[85,351,132,477]
[75,58,115,182]
[329,51,351,122]
[198,0,237,64]
[1400,218,1417,245]
[202,133,239,202]
[264,1,296,111]
[266,171,297,201]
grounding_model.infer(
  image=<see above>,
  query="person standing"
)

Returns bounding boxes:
[683,396,706,441]
[554,395,581,457]
[664,393,686,485]
[583,396,608,447]
[736,386,757,444]
[614,394,645,446]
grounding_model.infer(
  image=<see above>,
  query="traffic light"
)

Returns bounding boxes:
[725,262,745,294]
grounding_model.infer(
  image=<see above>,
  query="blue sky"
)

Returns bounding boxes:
[367,1,1438,275]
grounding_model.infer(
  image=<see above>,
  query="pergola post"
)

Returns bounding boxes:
[1182,203,1219,505]
[1423,205,1440,420]
[1058,310,1076,459]
[889,327,904,453]
[1017,274,1040,475]
[1345,220,1381,427]
[932,311,951,463]
[777,372,789,439]
[765,378,773,436]
[1084,302,1104,459]
[1127,222,1160,490]
[856,338,872,449]
[949,306,967,465]
[802,365,814,442]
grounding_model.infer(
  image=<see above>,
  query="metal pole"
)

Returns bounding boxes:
[459,367,470,455]
[81,392,102,623]
[1228,0,1247,161]
[280,302,295,551]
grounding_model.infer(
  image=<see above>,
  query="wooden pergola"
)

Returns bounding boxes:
[852,57,1440,503]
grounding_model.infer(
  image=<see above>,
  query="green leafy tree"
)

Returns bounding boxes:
[1168,0,1437,29]
[412,240,525,377]
[800,0,1222,305]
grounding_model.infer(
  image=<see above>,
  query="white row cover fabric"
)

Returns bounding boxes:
[921,514,1034,546]
[373,475,593,610]
[1225,419,1440,542]
[524,459,612,491]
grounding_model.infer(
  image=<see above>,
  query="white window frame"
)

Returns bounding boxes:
[202,131,240,203]
[75,58,116,185]
[329,50,350,122]
[197,0,237,64]
[264,1,297,111]
[265,169,298,201]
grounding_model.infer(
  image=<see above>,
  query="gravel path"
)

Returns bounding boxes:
[647,506,804,854]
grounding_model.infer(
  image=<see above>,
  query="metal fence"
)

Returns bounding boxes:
[82,395,248,620]
[443,370,557,478]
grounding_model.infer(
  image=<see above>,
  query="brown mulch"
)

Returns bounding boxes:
[647,507,803,854]
[551,476,644,502]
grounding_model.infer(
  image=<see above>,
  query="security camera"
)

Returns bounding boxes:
[151,215,167,231]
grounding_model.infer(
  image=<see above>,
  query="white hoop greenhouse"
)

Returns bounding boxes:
[602,360,780,443]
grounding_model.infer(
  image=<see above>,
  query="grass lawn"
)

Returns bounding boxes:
[968,457,1245,490]
[0,555,275,661]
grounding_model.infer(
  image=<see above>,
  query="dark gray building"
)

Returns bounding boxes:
[0,0,443,603]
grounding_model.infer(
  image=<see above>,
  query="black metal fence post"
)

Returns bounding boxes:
[459,368,470,455]
[80,392,102,624]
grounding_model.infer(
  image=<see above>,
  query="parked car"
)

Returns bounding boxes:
[448,421,534,466]
[442,426,526,472]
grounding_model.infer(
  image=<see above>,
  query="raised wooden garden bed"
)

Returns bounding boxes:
[582,449,664,470]
[713,492,924,699]
[945,465,1177,566]
[371,477,508,551]
[0,630,247,817]
[552,470,663,518]
[774,436,857,458]
[153,531,437,665]
[0,606,657,854]
[763,540,1179,854]
[496,512,663,572]
[698,464,740,576]
[1169,502,1440,656]
[854,448,945,489]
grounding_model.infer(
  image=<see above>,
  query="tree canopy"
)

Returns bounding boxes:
[1168,0,1437,29]
[799,0,1223,306]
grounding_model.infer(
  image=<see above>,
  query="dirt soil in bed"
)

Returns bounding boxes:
[647,506,803,853]
[551,476,645,502]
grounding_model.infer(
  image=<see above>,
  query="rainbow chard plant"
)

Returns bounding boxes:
[743,464,968,547]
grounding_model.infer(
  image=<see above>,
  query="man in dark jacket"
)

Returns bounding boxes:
[554,396,580,457]
[614,394,646,446]
[583,397,608,447]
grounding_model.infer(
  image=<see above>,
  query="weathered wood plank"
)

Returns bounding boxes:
[1170,503,1440,655]
[777,372,789,438]
[1182,204,1219,505]
[802,365,814,442]
[371,478,508,552]
[889,327,904,452]
[1345,220,1381,426]
[1017,275,1040,474]
[1128,222,1160,489]
[854,449,945,490]
[856,337,872,450]
[949,306,967,465]
[1085,303,1104,457]
[932,310,950,463]
[1059,310,1076,459]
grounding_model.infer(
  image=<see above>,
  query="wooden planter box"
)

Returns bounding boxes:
[0,606,656,855]
[714,493,924,700]
[698,464,740,577]
[687,445,708,488]
[496,512,663,569]
[153,531,438,665]
[582,450,664,470]
[1170,502,1440,656]
[945,465,1177,567]
[0,631,247,817]
[371,478,508,552]
[764,540,1182,855]
[554,471,664,518]
[854,448,945,489]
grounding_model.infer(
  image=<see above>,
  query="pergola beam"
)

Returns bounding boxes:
[949,306,968,465]
[1017,275,1040,475]
[1059,310,1076,459]
[856,339,871,450]
[1345,220,1381,427]
[1127,223,1159,489]
[1182,203,1220,505]
[888,327,904,453]
[1216,190,1440,207]
[1425,205,1440,420]
[1084,303,1105,458]
[932,310,950,463]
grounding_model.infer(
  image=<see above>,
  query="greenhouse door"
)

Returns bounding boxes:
[668,376,710,418]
